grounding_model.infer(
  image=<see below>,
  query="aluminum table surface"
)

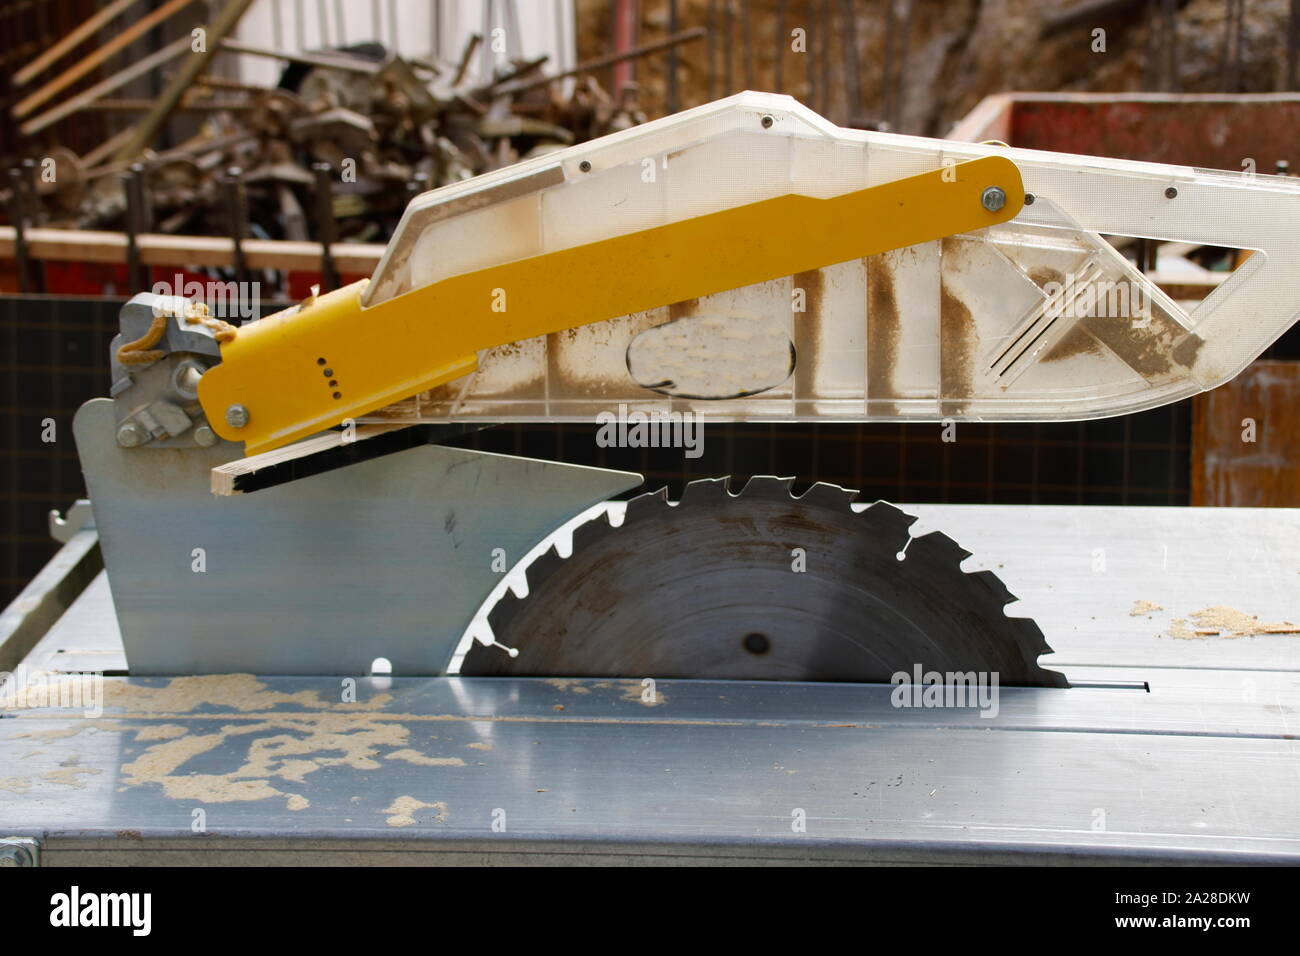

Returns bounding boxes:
[2,504,1298,865]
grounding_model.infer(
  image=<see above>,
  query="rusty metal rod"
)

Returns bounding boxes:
[741,0,755,90]
[892,0,915,132]
[667,0,680,111]
[494,27,707,97]
[818,0,830,117]
[8,167,32,294]
[707,0,717,100]
[222,37,382,74]
[453,33,482,86]
[775,0,786,92]
[312,162,339,291]
[836,0,859,120]
[225,166,249,287]
[723,2,733,94]
[1290,0,1300,89]
[113,0,258,162]
[124,164,149,291]
[83,98,254,112]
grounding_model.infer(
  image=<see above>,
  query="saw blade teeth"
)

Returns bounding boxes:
[623,486,670,519]
[859,499,920,533]
[472,476,1068,688]
[1005,618,1070,687]
[518,544,566,594]
[680,477,732,502]
[485,587,524,640]
[571,514,616,551]
[795,481,859,510]
[736,475,797,499]
[912,530,974,564]
[967,568,1016,605]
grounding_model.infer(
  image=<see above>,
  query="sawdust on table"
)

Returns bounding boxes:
[7,725,105,744]
[382,795,448,827]
[544,679,591,694]
[1168,606,1300,640]
[546,677,667,706]
[619,679,666,707]
[118,714,421,806]
[383,749,465,767]
[1129,600,1163,616]
[3,674,669,811]
[95,676,466,809]
[131,724,189,741]
[101,673,391,713]
[0,777,31,794]
[40,766,102,789]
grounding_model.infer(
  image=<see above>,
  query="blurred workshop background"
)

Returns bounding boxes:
[2,0,1299,601]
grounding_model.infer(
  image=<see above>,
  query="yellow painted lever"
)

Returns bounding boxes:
[198,156,1024,455]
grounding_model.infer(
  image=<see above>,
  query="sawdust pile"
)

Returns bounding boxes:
[0,777,31,794]
[384,749,466,767]
[1168,606,1300,640]
[547,676,667,706]
[382,796,449,828]
[101,673,391,713]
[1129,599,1164,616]
[39,766,101,789]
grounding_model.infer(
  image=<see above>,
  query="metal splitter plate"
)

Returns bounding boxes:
[461,477,1068,687]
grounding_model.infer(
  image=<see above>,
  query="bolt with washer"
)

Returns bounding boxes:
[225,404,250,429]
[981,186,1007,212]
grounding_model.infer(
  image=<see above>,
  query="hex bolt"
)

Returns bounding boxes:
[116,422,146,448]
[193,425,218,447]
[0,843,34,867]
[225,404,250,429]
[980,186,1007,212]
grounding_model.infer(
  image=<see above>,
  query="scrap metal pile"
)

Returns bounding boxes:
[12,27,701,249]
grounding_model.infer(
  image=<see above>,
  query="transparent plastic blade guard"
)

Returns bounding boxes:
[364,92,1300,423]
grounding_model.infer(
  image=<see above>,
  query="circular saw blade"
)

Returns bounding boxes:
[461,477,1068,687]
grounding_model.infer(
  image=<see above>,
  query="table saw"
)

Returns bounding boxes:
[2,92,1299,865]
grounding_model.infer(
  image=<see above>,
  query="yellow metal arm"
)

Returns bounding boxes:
[198,156,1024,455]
